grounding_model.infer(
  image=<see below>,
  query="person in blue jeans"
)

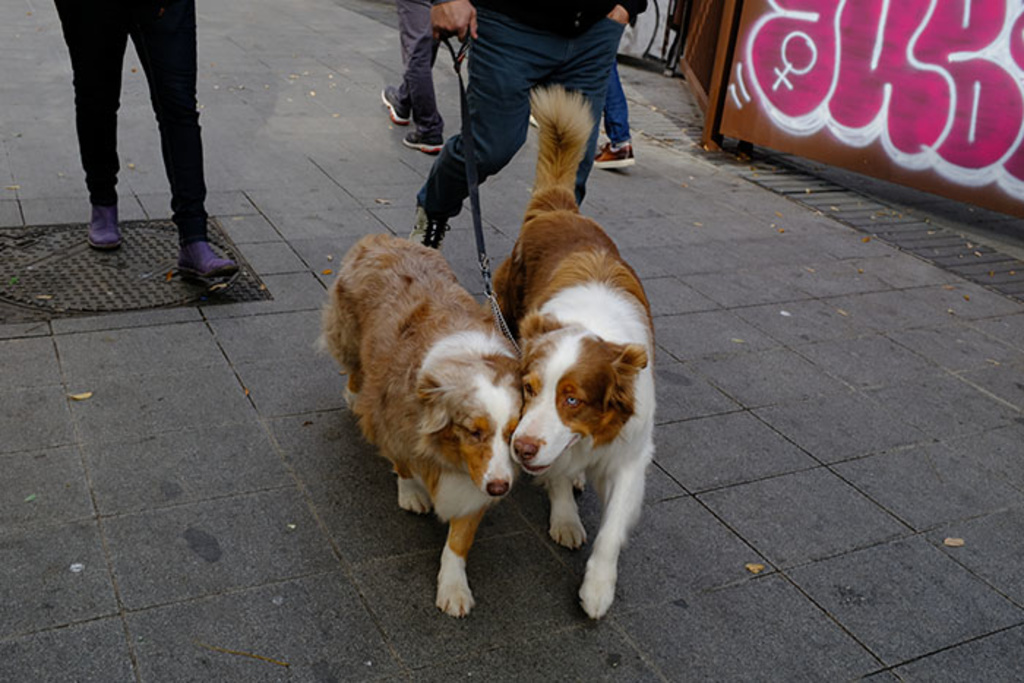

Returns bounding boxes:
[54,0,236,278]
[381,0,445,155]
[411,0,647,248]
[594,61,636,169]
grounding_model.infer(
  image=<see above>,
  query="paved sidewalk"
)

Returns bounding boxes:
[3,1,1024,681]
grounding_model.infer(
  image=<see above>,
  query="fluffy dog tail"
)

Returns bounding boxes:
[526,86,594,219]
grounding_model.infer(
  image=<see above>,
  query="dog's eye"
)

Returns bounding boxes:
[565,396,581,408]
[524,383,536,398]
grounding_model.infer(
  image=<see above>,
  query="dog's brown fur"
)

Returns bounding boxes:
[492,86,656,620]
[320,233,521,617]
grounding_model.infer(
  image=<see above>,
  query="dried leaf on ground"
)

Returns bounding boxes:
[944,537,965,547]
[68,391,93,401]
[745,563,766,574]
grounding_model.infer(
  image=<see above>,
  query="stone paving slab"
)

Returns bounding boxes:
[616,574,882,680]
[104,488,338,611]
[80,421,290,517]
[1,385,77,454]
[835,441,1024,532]
[0,519,118,639]
[655,411,817,493]
[927,506,1024,606]
[700,468,909,567]
[753,391,928,465]
[894,625,1024,682]
[787,536,1024,665]
[0,618,134,683]
[2,446,93,529]
[127,572,400,682]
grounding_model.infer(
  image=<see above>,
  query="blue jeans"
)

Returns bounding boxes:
[417,8,624,220]
[55,0,209,244]
[603,61,631,145]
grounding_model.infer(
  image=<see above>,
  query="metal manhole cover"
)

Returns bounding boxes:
[0,219,271,323]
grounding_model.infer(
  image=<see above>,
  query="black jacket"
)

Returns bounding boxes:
[441,0,648,38]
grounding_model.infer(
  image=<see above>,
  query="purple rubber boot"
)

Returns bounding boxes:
[88,205,122,250]
[178,240,239,279]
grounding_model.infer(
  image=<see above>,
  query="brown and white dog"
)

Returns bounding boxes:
[320,233,522,617]
[493,86,655,619]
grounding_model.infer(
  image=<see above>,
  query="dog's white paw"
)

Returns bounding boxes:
[549,517,587,549]
[579,567,617,619]
[436,581,475,618]
[397,478,432,514]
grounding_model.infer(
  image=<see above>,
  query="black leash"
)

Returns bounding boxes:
[442,37,520,357]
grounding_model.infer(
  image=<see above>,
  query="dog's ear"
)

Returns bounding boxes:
[416,371,451,434]
[603,342,647,413]
[615,343,648,374]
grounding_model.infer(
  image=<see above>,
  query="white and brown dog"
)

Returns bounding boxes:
[493,86,655,619]
[320,233,521,617]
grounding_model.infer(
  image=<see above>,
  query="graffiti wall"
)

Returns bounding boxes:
[718,0,1024,215]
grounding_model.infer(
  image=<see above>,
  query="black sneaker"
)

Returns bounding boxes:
[403,131,444,155]
[381,86,410,125]
[409,206,449,249]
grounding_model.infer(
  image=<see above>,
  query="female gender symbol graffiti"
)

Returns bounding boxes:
[772,31,818,91]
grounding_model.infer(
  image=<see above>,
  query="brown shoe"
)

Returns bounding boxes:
[594,141,635,169]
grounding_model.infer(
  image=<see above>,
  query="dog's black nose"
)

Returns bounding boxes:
[486,480,509,497]
[514,437,539,462]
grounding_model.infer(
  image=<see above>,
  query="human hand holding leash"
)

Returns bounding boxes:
[607,4,630,24]
[431,0,477,41]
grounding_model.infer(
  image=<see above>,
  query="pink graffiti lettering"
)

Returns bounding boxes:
[739,0,1024,201]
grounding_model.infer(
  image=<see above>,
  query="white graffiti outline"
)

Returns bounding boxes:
[969,80,981,144]
[729,83,743,108]
[736,61,752,102]
[737,0,1024,202]
[729,62,753,109]
[871,0,891,71]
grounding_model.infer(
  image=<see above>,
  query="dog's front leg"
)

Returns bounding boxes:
[579,457,647,619]
[397,476,432,514]
[436,508,485,617]
[545,473,586,549]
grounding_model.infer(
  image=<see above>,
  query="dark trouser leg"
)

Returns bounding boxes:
[416,9,543,220]
[396,0,443,137]
[54,0,129,208]
[550,18,625,203]
[415,10,624,219]
[129,0,209,245]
